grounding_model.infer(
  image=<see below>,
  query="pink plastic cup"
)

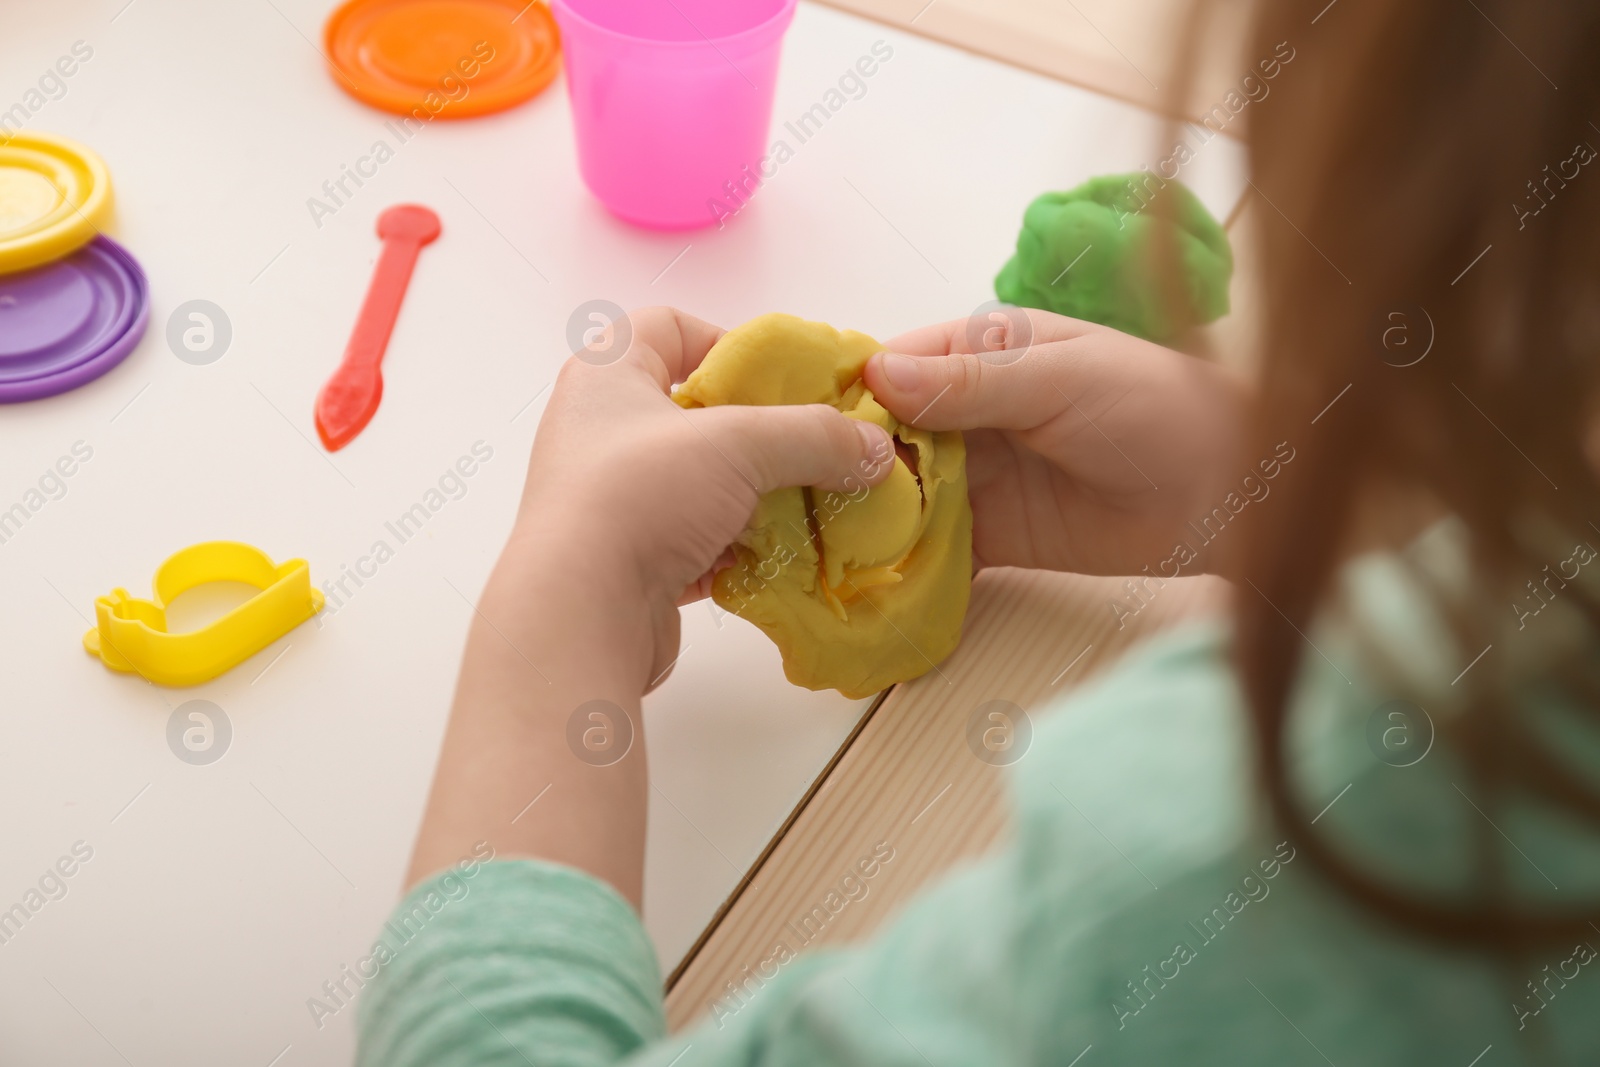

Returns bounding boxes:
[552,0,798,230]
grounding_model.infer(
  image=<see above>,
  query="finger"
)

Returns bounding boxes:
[676,548,737,606]
[676,572,714,606]
[865,325,1226,443]
[643,603,682,695]
[693,403,896,494]
[881,307,1104,356]
[574,306,726,390]
[860,346,1082,431]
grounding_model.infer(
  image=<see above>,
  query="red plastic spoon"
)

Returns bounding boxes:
[315,204,442,451]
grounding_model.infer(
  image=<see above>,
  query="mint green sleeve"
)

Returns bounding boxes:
[355,861,666,1067]
[356,852,1058,1067]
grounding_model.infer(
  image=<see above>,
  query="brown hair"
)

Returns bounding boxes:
[1185,0,1600,949]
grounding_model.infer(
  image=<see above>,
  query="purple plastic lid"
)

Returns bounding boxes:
[0,235,149,403]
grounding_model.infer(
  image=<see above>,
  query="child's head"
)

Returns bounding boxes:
[1185,0,1600,952]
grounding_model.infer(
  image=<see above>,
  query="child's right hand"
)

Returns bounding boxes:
[862,310,1248,577]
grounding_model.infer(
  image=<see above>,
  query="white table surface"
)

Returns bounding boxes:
[0,2,1244,1063]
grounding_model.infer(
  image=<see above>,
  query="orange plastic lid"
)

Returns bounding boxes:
[324,0,560,119]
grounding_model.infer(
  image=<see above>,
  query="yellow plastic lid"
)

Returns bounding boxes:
[0,131,112,275]
[324,0,561,119]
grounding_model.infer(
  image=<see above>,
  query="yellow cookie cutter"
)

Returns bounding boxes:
[83,541,323,686]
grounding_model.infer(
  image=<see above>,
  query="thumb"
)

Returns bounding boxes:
[694,404,895,494]
[863,349,1068,431]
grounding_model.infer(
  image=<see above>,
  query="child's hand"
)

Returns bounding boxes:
[504,306,894,688]
[408,308,894,898]
[862,310,1248,578]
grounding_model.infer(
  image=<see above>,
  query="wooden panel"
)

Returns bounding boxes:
[665,567,1225,1029]
[814,0,1257,124]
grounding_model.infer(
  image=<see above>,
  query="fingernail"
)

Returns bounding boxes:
[854,419,889,459]
[879,352,922,391]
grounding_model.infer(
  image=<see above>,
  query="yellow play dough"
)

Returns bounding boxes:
[674,313,973,698]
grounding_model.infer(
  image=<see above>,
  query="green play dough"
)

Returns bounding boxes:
[994,174,1233,342]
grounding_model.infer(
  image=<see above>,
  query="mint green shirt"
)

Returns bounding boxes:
[356,608,1600,1065]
